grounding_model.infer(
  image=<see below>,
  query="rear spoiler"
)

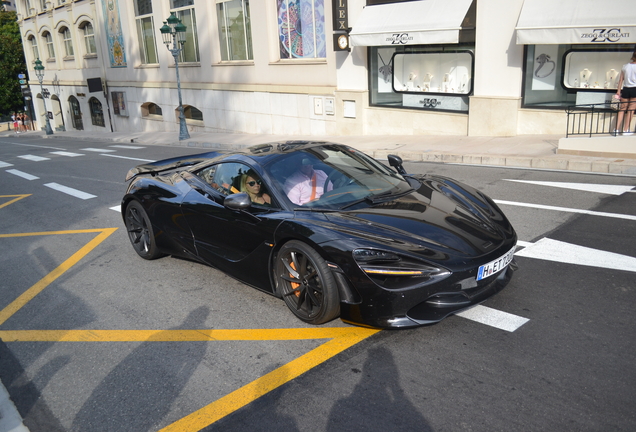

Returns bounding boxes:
[125,151,224,182]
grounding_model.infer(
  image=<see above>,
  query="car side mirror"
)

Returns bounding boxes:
[224,193,251,211]
[387,154,406,175]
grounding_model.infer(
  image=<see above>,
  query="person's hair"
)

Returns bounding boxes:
[631,51,636,62]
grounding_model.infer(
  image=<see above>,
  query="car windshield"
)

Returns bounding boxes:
[265,146,412,210]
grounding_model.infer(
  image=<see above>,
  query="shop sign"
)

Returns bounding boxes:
[581,28,630,43]
[403,94,468,111]
[332,0,348,31]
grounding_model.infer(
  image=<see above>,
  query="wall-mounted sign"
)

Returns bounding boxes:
[332,0,348,31]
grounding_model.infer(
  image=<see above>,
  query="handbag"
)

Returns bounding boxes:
[611,94,621,111]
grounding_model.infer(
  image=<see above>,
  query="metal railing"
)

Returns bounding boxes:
[566,102,634,137]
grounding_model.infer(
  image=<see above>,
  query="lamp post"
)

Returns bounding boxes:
[160,13,190,141]
[33,58,53,135]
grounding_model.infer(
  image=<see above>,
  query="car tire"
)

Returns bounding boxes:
[275,240,340,325]
[124,200,165,260]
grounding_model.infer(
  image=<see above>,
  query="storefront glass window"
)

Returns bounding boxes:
[369,45,474,113]
[277,0,326,59]
[522,44,633,109]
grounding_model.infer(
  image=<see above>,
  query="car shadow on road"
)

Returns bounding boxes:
[70,306,210,432]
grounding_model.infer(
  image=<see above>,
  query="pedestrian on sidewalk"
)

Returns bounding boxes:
[18,113,26,132]
[615,50,636,135]
[11,112,19,134]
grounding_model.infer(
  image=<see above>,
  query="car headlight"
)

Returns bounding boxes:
[353,249,451,290]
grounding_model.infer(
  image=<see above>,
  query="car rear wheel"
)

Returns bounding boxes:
[275,240,340,324]
[124,200,165,260]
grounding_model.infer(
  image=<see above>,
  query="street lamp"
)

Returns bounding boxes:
[33,58,53,135]
[160,13,190,141]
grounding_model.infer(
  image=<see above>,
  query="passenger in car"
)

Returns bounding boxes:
[240,170,271,205]
[284,157,329,205]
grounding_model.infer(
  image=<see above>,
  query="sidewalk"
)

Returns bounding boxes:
[37,129,636,175]
[3,129,636,175]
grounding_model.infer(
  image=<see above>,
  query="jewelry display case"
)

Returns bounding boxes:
[564,51,627,89]
[392,52,473,95]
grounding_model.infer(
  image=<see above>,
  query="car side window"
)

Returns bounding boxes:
[196,162,277,208]
[199,162,246,196]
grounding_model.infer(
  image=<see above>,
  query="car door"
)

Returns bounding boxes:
[179,162,284,292]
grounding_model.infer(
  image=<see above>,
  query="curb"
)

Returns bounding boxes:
[8,131,636,176]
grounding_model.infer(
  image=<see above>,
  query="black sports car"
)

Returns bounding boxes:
[122,142,517,328]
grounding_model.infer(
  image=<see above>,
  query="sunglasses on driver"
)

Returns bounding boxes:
[247,180,262,186]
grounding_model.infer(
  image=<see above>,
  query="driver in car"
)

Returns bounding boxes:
[284,157,330,205]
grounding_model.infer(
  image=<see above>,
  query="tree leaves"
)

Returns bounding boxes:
[0,11,27,114]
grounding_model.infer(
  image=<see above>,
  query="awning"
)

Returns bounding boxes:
[516,0,636,45]
[349,0,473,47]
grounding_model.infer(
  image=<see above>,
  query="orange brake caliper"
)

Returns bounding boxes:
[290,261,301,297]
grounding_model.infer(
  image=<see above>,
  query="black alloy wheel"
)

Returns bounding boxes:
[124,200,165,260]
[275,240,340,324]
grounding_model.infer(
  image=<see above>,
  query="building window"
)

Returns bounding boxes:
[23,0,33,15]
[277,0,326,59]
[134,0,158,64]
[184,105,203,121]
[141,102,163,117]
[522,44,634,109]
[111,92,128,116]
[80,22,96,55]
[216,0,252,61]
[171,0,200,62]
[60,27,74,57]
[369,45,474,113]
[89,97,105,127]
[28,35,39,62]
[43,31,55,59]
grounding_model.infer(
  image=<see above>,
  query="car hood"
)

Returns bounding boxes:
[324,175,514,258]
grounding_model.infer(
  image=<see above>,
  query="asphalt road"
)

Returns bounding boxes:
[0,135,635,432]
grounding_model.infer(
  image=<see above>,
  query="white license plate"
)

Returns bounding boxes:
[476,246,515,281]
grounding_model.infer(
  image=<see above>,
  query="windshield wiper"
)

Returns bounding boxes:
[340,188,414,210]
[339,194,376,210]
[293,207,340,212]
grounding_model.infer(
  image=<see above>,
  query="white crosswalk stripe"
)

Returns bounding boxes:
[504,179,635,195]
[6,169,39,180]
[18,154,50,161]
[50,151,84,157]
[44,183,96,200]
[81,148,116,153]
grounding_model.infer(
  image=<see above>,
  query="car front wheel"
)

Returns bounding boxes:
[275,240,340,325]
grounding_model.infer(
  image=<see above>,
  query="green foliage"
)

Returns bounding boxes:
[0,10,27,115]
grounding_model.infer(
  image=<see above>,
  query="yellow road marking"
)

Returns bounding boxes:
[0,327,376,342]
[0,228,118,325]
[0,327,380,431]
[0,194,31,209]
[161,328,378,431]
[0,224,380,430]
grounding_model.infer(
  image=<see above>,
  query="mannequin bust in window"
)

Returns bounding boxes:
[580,68,592,87]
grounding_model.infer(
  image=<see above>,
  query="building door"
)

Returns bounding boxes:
[89,97,105,127]
[69,96,83,130]
[51,95,66,131]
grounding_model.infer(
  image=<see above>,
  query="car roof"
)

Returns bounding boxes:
[211,141,345,166]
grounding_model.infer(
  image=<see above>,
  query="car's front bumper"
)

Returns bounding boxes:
[339,259,517,329]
